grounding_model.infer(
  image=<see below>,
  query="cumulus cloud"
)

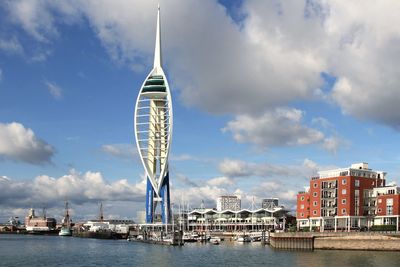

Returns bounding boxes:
[218,159,298,178]
[251,181,299,210]
[219,158,319,179]
[44,81,62,99]
[325,1,400,129]
[0,169,146,209]
[4,0,400,129]
[173,184,229,209]
[223,108,325,149]
[322,136,350,154]
[4,0,59,42]
[223,108,350,153]
[0,122,55,164]
[1,0,324,116]
[206,176,234,187]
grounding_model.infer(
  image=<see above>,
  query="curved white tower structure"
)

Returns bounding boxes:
[134,6,173,224]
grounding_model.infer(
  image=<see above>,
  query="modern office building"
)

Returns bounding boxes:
[297,163,400,231]
[134,6,173,224]
[217,195,241,211]
[262,198,279,209]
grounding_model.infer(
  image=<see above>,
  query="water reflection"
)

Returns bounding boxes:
[1,235,400,267]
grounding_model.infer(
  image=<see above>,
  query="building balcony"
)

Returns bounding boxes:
[321,204,337,208]
[321,195,337,199]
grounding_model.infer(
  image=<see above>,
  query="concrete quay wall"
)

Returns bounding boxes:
[270,232,400,251]
[314,235,400,251]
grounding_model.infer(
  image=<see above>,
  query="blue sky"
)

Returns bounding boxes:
[1,0,400,222]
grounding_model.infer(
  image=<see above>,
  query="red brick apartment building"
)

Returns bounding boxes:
[297,163,400,231]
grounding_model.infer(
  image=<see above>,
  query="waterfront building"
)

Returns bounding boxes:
[134,6,173,224]
[83,219,135,234]
[187,206,289,232]
[262,198,279,209]
[216,195,241,211]
[296,162,400,231]
[25,208,57,232]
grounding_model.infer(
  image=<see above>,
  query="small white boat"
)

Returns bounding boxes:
[210,236,221,245]
[59,226,72,236]
[182,232,197,242]
[236,235,252,242]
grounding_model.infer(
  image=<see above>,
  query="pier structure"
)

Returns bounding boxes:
[134,6,173,225]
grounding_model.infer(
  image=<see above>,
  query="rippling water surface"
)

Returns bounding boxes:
[1,234,399,267]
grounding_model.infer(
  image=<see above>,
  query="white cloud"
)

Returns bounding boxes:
[101,143,138,160]
[0,169,146,208]
[223,108,325,149]
[44,81,62,99]
[218,159,252,177]
[223,108,349,153]
[5,1,400,128]
[311,117,333,129]
[325,1,400,129]
[322,136,350,154]
[2,0,324,116]
[5,0,58,42]
[303,158,318,171]
[0,37,24,55]
[218,158,337,187]
[0,175,11,181]
[0,122,55,164]
[206,176,234,187]
[219,158,317,179]
[173,184,228,209]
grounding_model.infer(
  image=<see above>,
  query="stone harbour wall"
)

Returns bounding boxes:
[270,232,400,251]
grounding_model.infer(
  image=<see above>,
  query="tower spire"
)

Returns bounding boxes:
[153,4,162,70]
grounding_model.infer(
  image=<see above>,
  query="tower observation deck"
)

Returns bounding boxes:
[134,6,173,224]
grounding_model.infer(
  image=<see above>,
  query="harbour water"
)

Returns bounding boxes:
[1,234,400,267]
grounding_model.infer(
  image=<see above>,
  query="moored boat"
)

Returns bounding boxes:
[59,226,72,236]
[59,201,72,236]
[236,235,252,242]
[210,236,221,245]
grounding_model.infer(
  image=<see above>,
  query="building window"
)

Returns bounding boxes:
[313,201,317,207]
[387,206,393,215]
[342,199,346,204]
[342,209,346,214]
[301,196,305,201]
[313,192,318,197]
[378,199,382,204]
[313,210,317,215]
[378,208,382,213]
[342,189,347,195]
[313,183,318,188]
[342,179,347,185]
[355,180,360,187]
[300,204,304,209]
[300,213,304,217]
